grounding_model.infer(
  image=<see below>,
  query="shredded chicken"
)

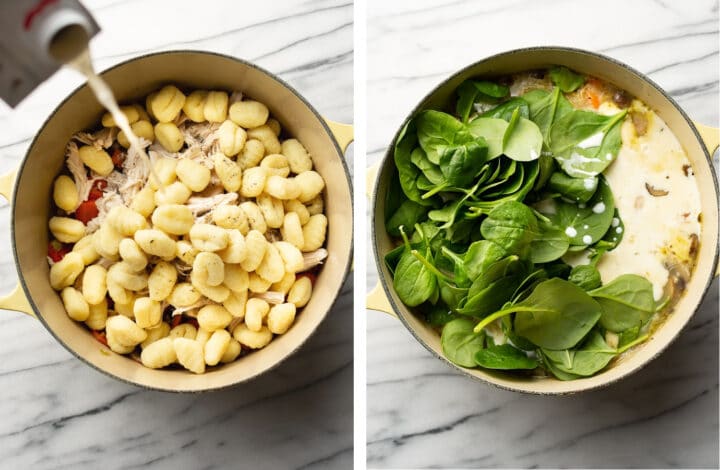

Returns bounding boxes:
[181,122,221,153]
[65,141,91,205]
[229,91,243,105]
[187,193,238,217]
[180,144,214,169]
[171,300,209,316]
[86,191,123,233]
[251,291,285,304]
[73,128,117,149]
[301,248,328,272]
[117,137,151,202]
[228,316,243,333]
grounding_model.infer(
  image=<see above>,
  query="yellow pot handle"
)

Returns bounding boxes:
[366,282,397,318]
[325,119,354,153]
[694,121,720,154]
[0,168,35,318]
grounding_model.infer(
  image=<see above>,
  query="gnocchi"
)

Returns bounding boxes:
[48,86,328,373]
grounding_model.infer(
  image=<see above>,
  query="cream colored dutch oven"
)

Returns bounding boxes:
[367,47,719,395]
[0,51,353,392]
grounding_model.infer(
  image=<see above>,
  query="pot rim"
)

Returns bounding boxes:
[13,49,354,393]
[371,45,720,395]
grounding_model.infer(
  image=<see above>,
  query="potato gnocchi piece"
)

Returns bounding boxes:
[72,235,100,265]
[204,329,232,366]
[108,261,148,291]
[271,272,296,295]
[283,199,310,225]
[118,238,148,272]
[141,337,177,369]
[212,153,242,193]
[150,85,186,123]
[53,175,78,212]
[183,90,208,122]
[176,240,198,265]
[305,195,324,216]
[266,118,281,136]
[173,338,205,374]
[240,167,268,198]
[115,296,136,318]
[169,323,197,340]
[93,223,122,259]
[149,157,177,190]
[195,327,212,347]
[288,276,312,308]
[237,139,265,169]
[281,139,313,174]
[239,201,267,234]
[141,322,171,349]
[233,324,273,349]
[229,100,269,128]
[134,297,162,329]
[204,91,229,123]
[223,289,248,318]
[247,125,281,154]
[118,120,154,148]
[148,261,177,301]
[78,145,113,176]
[176,158,211,192]
[191,270,230,303]
[61,287,90,321]
[134,229,176,259]
[130,185,156,218]
[49,217,85,243]
[260,154,290,178]
[256,244,285,283]
[107,206,148,237]
[213,205,248,232]
[302,214,327,252]
[50,252,85,290]
[295,171,325,203]
[105,313,146,350]
[248,272,272,293]
[82,264,107,305]
[168,282,201,307]
[193,252,225,287]
[240,230,267,272]
[197,304,233,331]
[267,303,296,334]
[220,339,242,363]
[154,181,191,206]
[281,212,304,250]
[257,194,284,229]
[152,204,194,235]
[274,241,304,273]
[224,263,249,292]
[264,175,301,200]
[107,276,132,305]
[219,120,247,157]
[244,298,270,332]
[85,298,108,331]
[101,105,139,128]
[155,122,184,152]
[190,224,229,252]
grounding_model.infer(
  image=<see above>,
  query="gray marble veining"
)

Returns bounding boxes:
[366,0,719,468]
[0,1,353,469]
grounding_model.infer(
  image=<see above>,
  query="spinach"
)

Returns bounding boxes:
[441,318,486,367]
[439,140,488,187]
[424,303,457,326]
[542,331,615,378]
[481,97,530,121]
[463,240,507,281]
[474,344,538,370]
[386,200,428,237]
[456,80,510,123]
[416,110,474,165]
[540,349,583,381]
[549,175,615,247]
[480,201,539,258]
[503,116,544,162]
[549,66,585,92]
[459,256,526,318]
[467,117,508,159]
[548,172,598,203]
[589,274,655,332]
[394,118,432,205]
[568,264,602,290]
[524,88,573,141]
[392,228,437,307]
[410,147,444,185]
[530,218,570,263]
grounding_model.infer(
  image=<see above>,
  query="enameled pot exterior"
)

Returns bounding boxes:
[1,51,353,392]
[371,46,719,395]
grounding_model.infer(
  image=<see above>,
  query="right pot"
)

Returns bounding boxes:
[369,46,719,395]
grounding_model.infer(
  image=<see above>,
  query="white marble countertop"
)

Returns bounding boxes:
[366,0,719,468]
[0,1,353,469]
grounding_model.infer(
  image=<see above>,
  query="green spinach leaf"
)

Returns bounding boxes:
[441,318,486,367]
[456,80,510,123]
[568,264,602,290]
[530,218,570,263]
[480,201,539,258]
[475,344,539,370]
[550,175,615,246]
[386,200,428,237]
[549,66,585,92]
[548,172,598,204]
[590,274,655,332]
[467,117,508,159]
[481,97,530,121]
[504,116,544,162]
[394,118,432,205]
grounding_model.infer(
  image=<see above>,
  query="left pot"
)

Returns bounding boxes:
[0,51,353,392]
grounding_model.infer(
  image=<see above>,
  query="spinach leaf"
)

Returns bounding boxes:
[512,279,602,349]
[392,228,437,307]
[467,117,508,159]
[524,88,573,142]
[543,331,615,377]
[544,259,572,279]
[550,175,615,246]
[416,110,474,165]
[456,80,510,123]
[592,209,625,256]
[568,264,602,290]
[439,140,489,187]
[394,118,432,205]
[548,172,598,204]
[475,344,538,370]
[549,66,585,92]
[410,147,444,185]
[618,325,640,348]
[481,97,530,122]
[423,303,457,327]
[463,239,507,281]
[480,201,539,258]
[386,200,428,237]
[550,110,627,178]
[459,256,526,318]
[530,218,570,263]
[384,244,405,275]
[590,274,655,332]
[504,117,543,162]
[540,349,583,381]
[441,318,486,367]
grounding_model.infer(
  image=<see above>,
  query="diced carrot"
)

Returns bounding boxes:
[75,200,98,224]
[91,330,108,346]
[589,92,600,109]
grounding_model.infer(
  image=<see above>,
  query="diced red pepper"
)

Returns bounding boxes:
[171,314,182,328]
[111,147,124,168]
[75,200,99,224]
[88,179,107,201]
[48,240,70,262]
[91,330,108,346]
[186,317,199,329]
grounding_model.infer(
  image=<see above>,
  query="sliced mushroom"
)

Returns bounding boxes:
[645,183,669,197]
[630,111,648,136]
